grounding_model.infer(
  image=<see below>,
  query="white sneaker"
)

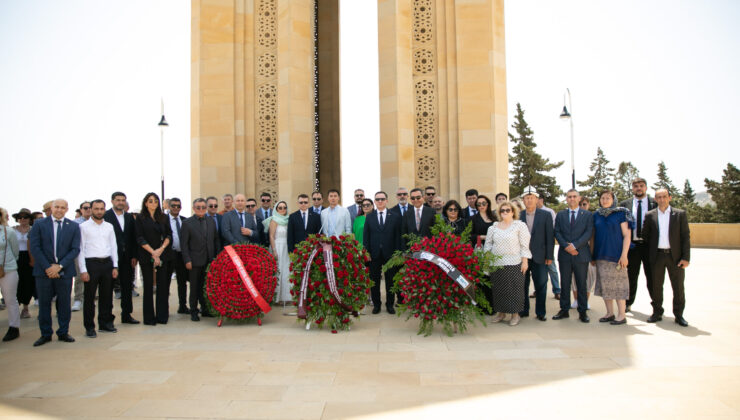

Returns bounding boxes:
[570,301,578,309]
[587,303,591,310]
[71,300,82,312]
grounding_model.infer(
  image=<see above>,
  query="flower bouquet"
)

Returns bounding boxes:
[384,218,497,336]
[204,244,277,325]
[289,234,372,333]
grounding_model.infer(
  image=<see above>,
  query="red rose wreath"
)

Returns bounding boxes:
[290,235,372,333]
[204,244,277,325]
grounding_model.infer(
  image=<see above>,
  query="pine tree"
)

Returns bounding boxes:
[683,180,696,205]
[614,161,641,202]
[577,147,615,204]
[652,161,680,198]
[508,103,564,205]
[704,163,740,223]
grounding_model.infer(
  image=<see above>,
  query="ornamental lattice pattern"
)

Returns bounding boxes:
[412,0,439,189]
[255,0,279,199]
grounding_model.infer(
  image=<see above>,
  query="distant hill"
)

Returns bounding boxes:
[696,191,714,206]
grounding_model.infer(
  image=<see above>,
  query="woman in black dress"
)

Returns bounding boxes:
[469,195,496,315]
[135,193,172,325]
[442,200,469,236]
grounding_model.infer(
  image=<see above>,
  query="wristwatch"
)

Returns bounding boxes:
[59,264,64,270]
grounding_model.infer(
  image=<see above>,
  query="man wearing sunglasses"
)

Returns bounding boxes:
[424,186,436,207]
[166,198,190,315]
[71,201,93,312]
[287,194,321,253]
[311,192,324,214]
[363,191,402,314]
[205,196,223,253]
[347,189,365,225]
[389,187,410,218]
[401,188,435,242]
[181,198,219,321]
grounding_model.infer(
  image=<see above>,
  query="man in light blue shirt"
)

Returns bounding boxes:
[320,189,352,237]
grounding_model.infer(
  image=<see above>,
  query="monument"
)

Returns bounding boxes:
[191,0,508,204]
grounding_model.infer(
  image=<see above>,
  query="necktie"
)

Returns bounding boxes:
[416,208,421,231]
[175,217,181,239]
[302,211,307,229]
[570,210,575,229]
[239,212,245,227]
[401,205,405,216]
[379,211,385,228]
[55,220,62,263]
[636,200,643,239]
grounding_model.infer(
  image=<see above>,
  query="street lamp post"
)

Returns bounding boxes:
[158,98,169,205]
[559,88,575,190]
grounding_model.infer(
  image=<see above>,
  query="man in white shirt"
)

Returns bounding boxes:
[77,200,118,338]
[166,198,190,315]
[320,189,352,237]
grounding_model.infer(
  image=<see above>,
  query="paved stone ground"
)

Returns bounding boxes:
[0,248,737,419]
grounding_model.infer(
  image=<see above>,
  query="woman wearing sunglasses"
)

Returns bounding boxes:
[265,201,291,304]
[442,200,469,236]
[352,198,375,246]
[484,201,532,326]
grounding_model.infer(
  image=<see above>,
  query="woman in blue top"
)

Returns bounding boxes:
[591,190,633,325]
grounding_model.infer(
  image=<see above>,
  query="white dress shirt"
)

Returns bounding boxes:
[632,196,648,240]
[169,214,183,252]
[301,210,308,229]
[114,210,125,231]
[77,219,119,273]
[377,209,386,225]
[657,206,671,249]
[52,217,64,263]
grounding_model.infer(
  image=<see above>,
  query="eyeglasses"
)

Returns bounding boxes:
[354,194,364,198]
[81,206,90,210]
[500,208,512,214]
[261,199,271,202]
[374,197,387,201]
[476,202,487,207]
[312,197,322,201]
[170,204,181,208]
[426,192,435,196]
[410,196,423,201]
[396,192,408,196]
[194,206,206,210]
[447,208,459,212]
[208,204,218,208]
[579,203,589,207]
[246,204,256,208]
[361,204,373,208]
[298,201,308,205]
[276,206,287,210]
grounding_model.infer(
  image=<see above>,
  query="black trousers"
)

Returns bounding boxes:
[141,260,171,324]
[16,251,35,305]
[651,252,686,317]
[627,242,653,307]
[167,252,189,308]
[369,254,395,308]
[189,265,209,314]
[83,258,114,330]
[117,257,134,318]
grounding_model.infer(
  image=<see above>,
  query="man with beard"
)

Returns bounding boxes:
[104,192,139,324]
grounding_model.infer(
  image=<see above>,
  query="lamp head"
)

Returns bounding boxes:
[559,106,571,120]
[158,115,169,127]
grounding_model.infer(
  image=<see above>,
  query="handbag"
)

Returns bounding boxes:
[0,226,7,278]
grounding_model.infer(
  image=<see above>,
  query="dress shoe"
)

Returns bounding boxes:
[200,311,215,318]
[121,316,140,324]
[610,318,627,325]
[599,315,616,323]
[99,325,118,333]
[86,329,97,338]
[675,317,689,327]
[58,334,75,343]
[647,314,663,323]
[191,312,200,322]
[143,320,157,326]
[2,327,19,342]
[33,336,52,347]
[578,312,590,323]
[132,289,140,297]
[552,310,570,320]
[529,292,536,298]
[177,305,190,314]
[386,306,396,315]
[372,306,381,314]
[554,293,561,300]
[536,315,547,321]
[519,313,529,318]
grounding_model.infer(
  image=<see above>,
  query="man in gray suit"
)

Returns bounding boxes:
[181,198,219,321]
[221,194,260,245]
[553,189,593,323]
[347,188,365,225]
[320,189,352,237]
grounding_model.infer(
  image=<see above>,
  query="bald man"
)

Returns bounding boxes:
[221,194,261,244]
[29,199,81,346]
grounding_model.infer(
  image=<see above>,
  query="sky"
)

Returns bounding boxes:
[1,0,738,218]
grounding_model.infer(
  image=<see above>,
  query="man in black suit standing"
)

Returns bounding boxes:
[104,192,139,324]
[363,191,402,314]
[205,196,223,253]
[641,189,691,327]
[619,177,658,311]
[401,188,436,243]
[519,187,554,321]
[461,189,479,220]
[166,198,189,315]
[389,187,410,218]
[181,198,219,322]
[311,192,324,215]
[287,194,322,253]
[553,189,594,323]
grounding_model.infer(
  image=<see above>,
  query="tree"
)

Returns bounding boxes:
[652,161,680,198]
[508,103,564,205]
[577,147,615,205]
[704,163,740,223]
[614,161,641,202]
[682,180,696,205]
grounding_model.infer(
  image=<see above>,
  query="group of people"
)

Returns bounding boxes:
[0,176,692,347]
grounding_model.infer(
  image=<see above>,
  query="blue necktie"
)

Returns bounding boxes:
[570,210,576,229]
[239,212,245,227]
[55,220,62,263]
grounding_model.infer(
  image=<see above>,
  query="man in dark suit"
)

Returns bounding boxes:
[363,191,402,314]
[104,192,140,324]
[28,199,81,346]
[642,189,691,327]
[181,198,219,321]
[553,189,594,323]
[166,198,190,315]
[401,188,436,243]
[221,194,261,244]
[389,187,410,218]
[347,188,365,225]
[461,189,479,220]
[619,177,657,311]
[287,194,322,253]
[310,191,324,215]
[519,187,554,321]
[205,196,223,253]
[248,197,267,246]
